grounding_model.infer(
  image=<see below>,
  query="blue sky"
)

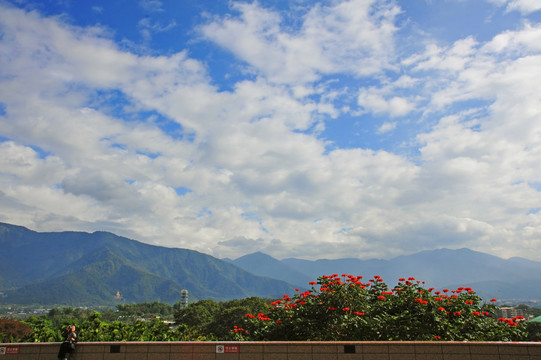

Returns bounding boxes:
[1,0,541,261]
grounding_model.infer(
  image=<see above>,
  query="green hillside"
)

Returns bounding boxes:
[0,222,296,306]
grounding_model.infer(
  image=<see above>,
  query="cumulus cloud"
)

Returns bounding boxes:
[1,1,541,262]
[199,0,400,84]
[377,122,397,134]
[357,89,415,118]
[487,0,541,14]
[508,1,541,13]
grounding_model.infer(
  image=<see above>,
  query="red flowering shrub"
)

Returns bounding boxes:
[0,319,34,343]
[237,275,527,341]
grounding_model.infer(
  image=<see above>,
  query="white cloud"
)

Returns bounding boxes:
[505,0,541,14]
[357,88,415,117]
[199,0,400,84]
[139,0,164,13]
[138,18,177,42]
[1,1,541,262]
[480,0,541,14]
[377,122,397,134]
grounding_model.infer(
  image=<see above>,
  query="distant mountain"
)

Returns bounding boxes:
[0,222,297,306]
[2,221,540,306]
[241,248,541,301]
[229,251,313,288]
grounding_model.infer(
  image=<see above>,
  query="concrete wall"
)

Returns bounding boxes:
[1,341,541,360]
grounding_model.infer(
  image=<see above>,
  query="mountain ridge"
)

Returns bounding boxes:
[2,222,540,305]
[234,248,541,301]
[0,222,297,305]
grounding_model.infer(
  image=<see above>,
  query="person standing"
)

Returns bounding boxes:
[57,325,77,360]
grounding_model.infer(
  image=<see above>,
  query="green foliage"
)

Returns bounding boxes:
[175,299,221,330]
[116,301,175,320]
[526,322,541,341]
[239,275,528,341]
[23,309,215,342]
[23,316,60,342]
[14,277,535,342]
[0,319,34,343]
[174,297,268,339]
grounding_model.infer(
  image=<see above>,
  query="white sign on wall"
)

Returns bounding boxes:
[216,344,239,353]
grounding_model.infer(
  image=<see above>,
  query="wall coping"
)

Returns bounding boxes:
[4,341,541,345]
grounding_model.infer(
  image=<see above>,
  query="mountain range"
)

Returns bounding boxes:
[1,222,540,306]
[228,250,541,302]
[0,222,296,306]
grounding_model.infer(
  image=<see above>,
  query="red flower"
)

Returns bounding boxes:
[342,307,350,312]
[437,307,446,311]
[257,313,271,321]
[354,311,365,316]
[309,281,317,285]
[490,298,497,302]
[232,325,245,333]
[377,295,386,300]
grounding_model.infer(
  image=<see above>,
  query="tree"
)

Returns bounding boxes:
[174,299,220,331]
[526,321,541,341]
[0,319,34,343]
[239,275,528,341]
[117,302,175,319]
[174,297,269,339]
[207,297,269,339]
[23,316,60,342]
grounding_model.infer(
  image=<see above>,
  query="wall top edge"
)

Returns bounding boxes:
[2,341,541,346]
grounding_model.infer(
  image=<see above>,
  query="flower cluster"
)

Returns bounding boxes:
[231,325,247,334]
[498,316,526,327]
